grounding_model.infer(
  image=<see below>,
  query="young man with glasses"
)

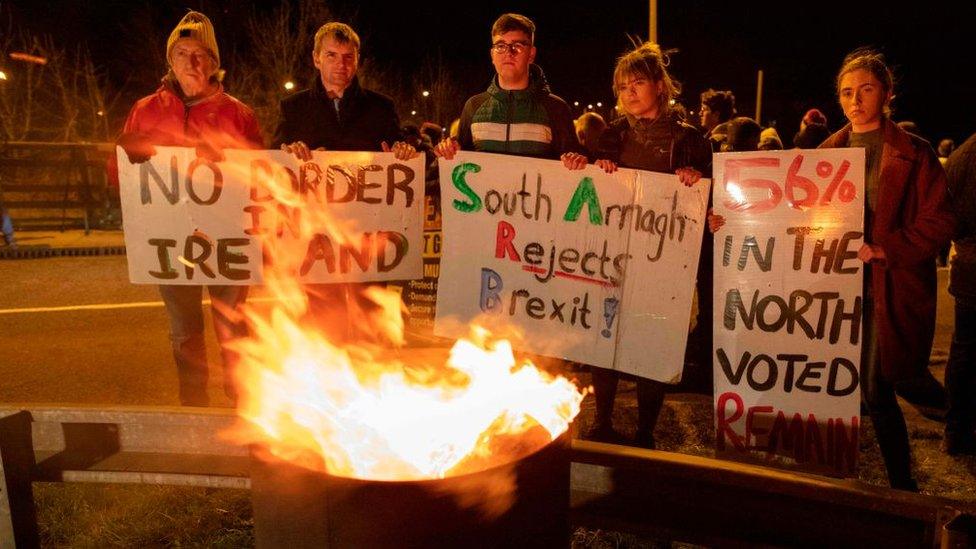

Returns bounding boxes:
[435,13,583,165]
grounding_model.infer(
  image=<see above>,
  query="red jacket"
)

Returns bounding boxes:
[821,119,956,382]
[109,80,263,186]
[123,79,262,149]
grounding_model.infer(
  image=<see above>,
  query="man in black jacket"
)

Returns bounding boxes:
[274,22,416,342]
[275,22,415,160]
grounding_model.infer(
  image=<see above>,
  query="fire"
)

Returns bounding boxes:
[224,151,586,481]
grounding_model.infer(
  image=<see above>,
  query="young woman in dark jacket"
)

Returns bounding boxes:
[585,41,712,449]
[820,49,956,490]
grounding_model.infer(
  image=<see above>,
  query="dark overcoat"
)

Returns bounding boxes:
[821,118,956,382]
[273,77,400,151]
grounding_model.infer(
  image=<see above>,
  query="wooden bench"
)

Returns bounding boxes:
[0,142,115,234]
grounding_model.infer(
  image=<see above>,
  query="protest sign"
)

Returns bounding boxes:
[712,148,864,476]
[435,151,709,380]
[387,192,443,340]
[118,147,424,284]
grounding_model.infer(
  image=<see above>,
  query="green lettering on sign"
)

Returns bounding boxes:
[451,163,482,213]
[563,177,603,225]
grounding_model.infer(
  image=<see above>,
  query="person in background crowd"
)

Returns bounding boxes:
[759,126,784,150]
[944,131,976,455]
[587,41,711,449]
[800,108,828,131]
[575,111,606,159]
[938,138,955,167]
[420,122,443,147]
[0,178,15,248]
[937,137,959,266]
[793,108,830,148]
[794,122,831,149]
[699,88,735,151]
[435,13,582,165]
[402,123,432,153]
[274,21,417,343]
[820,48,955,490]
[115,11,263,407]
[723,116,761,152]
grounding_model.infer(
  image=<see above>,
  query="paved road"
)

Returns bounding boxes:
[0,254,956,408]
[0,255,228,406]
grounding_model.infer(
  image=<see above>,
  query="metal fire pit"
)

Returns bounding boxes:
[250,432,571,548]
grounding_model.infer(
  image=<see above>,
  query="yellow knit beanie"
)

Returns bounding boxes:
[166,11,220,73]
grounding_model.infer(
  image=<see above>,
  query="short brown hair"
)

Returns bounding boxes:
[314,22,360,56]
[491,13,535,43]
[700,89,735,122]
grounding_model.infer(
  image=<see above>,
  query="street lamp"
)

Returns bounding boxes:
[596,102,602,107]
[0,71,7,81]
[284,81,295,91]
[421,90,430,98]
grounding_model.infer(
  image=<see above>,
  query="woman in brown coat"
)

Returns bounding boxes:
[820,49,955,490]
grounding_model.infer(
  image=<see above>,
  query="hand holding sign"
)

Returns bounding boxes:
[118,146,425,285]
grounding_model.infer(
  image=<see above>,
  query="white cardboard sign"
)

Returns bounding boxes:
[711,148,865,476]
[435,151,709,381]
[118,147,424,285]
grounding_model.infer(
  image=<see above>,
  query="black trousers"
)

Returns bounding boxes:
[862,294,916,490]
[590,366,666,437]
[946,299,976,443]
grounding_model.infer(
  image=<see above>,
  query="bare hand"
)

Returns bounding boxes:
[561,152,588,170]
[117,132,156,164]
[707,208,725,233]
[281,141,313,162]
[382,141,419,161]
[594,159,618,173]
[434,138,459,160]
[676,166,702,186]
[858,243,886,263]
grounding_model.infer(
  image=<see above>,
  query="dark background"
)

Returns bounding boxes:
[5,0,973,144]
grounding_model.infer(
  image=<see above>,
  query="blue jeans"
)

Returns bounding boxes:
[1,207,14,245]
[158,284,249,406]
[946,299,976,443]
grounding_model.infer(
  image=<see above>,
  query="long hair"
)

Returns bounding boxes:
[612,41,681,110]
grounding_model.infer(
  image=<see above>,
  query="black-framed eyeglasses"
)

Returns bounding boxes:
[491,41,530,55]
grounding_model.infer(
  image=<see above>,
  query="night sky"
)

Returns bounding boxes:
[6,0,975,144]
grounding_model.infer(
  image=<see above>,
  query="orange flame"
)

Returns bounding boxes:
[225,152,586,481]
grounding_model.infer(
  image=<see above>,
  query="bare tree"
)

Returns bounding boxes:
[225,0,332,144]
[0,24,115,143]
[412,52,465,127]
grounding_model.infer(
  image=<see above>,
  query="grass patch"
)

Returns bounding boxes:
[35,484,252,548]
